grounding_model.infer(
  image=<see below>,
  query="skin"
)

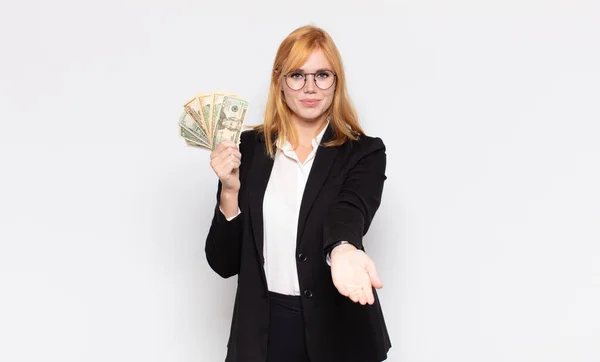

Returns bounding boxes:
[280,48,335,162]
[210,48,383,305]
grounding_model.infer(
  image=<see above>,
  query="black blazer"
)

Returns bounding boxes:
[205,124,391,362]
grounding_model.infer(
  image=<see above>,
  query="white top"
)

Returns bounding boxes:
[262,123,328,295]
[220,123,331,295]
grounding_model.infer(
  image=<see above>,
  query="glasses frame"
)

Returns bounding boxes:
[283,71,337,91]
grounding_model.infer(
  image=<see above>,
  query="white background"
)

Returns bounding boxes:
[1,0,599,361]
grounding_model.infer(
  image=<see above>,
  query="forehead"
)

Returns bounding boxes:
[297,48,333,71]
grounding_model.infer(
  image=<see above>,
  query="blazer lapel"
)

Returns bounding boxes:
[248,137,274,267]
[296,124,339,247]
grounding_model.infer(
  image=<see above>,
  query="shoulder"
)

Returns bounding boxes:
[240,128,261,143]
[326,133,386,174]
[239,128,263,151]
[342,133,386,156]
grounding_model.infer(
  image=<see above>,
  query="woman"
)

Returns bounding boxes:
[205,25,391,362]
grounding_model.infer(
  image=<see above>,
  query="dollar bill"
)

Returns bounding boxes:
[198,93,215,141]
[180,126,210,148]
[184,96,209,138]
[185,139,203,148]
[212,95,248,149]
[211,93,226,143]
[209,92,239,141]
[178,110,210,146]
[179,91,247,151]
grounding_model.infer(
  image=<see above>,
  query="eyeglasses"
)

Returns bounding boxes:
[284,70,337,91]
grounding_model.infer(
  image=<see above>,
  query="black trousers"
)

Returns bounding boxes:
[267,291,311,362]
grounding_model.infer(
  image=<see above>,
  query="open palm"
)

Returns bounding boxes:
[330,245,383,305]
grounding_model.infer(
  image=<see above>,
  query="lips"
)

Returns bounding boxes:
[300,99,320,107]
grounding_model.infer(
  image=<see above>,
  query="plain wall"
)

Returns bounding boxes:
[0,0,599,361]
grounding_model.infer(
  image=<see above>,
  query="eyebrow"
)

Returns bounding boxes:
[294,68,334,73]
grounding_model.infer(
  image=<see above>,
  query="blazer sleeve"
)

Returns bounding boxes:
[323,137,387,255]
[204,180,243,278]
[204,131,253,278]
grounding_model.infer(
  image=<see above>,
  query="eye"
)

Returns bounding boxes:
[289,72,304,79]
[316,71,331,79]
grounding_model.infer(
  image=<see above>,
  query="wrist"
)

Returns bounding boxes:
[219,190,239,219]
[220,189,239,199]
[330,242,356,258]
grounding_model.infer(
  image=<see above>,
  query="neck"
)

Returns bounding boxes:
[290,115,328,148]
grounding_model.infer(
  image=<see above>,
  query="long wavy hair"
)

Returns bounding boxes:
[254,25,364,158]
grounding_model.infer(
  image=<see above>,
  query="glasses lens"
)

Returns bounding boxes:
[315,70,335,90]
[285,71,336,90]
[285,73,305,90]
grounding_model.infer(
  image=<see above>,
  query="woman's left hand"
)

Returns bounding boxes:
[330,244,383,305]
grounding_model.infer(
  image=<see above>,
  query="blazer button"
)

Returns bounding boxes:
[303,289,313,298]
[298,253,307,262]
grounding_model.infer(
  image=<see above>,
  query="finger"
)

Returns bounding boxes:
[220,155,242,173]
[217,162,232,177]
[214,140,236,150]
[210,142,228,159]
[211,142,238,159]
[231,149,242,161]
[216,157,237,175]
[358,274,371,305]
[354,289,366,305]
[212,148,237,167]
[227,159,241,172]
[222,159,240,174]
[222,147,242,162]
[358,288,367,305]
[221,148,242,165]
[228,155,241,169]
[364,283,375,305]
[348,289,360,303]
[346,284,363,303]
[214,164,228,179]
[211,157,228,176]
[219,140,237,148]
[336,285,349,297]
[365,260,383,289]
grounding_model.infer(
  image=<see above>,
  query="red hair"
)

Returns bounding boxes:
[255,25,364,157]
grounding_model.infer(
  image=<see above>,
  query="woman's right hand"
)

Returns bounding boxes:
[210,141,242,193]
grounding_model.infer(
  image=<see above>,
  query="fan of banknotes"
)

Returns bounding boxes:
[179,91,249,150]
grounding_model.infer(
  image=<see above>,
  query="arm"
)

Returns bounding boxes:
[204,134,251,278]
[205,181,243,278]
[323,137,387,256]
[324,138,387,305]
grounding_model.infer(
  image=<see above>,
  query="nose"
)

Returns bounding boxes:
[303,74,317,93]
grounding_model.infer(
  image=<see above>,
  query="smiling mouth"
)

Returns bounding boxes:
[300,99,320,107]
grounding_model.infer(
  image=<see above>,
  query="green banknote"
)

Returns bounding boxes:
[212,95,248,149]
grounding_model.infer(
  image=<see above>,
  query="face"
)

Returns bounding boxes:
[223,118,240,131]
[281,48,336,125]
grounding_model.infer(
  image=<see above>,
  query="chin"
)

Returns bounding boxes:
[295,109,327,122]
[299,114,325,122]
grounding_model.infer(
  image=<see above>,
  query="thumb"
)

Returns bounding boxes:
[365,261,383,289]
